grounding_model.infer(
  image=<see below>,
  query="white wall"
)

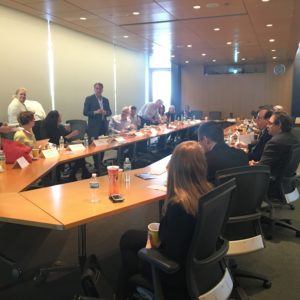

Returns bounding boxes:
[0,5,146,123]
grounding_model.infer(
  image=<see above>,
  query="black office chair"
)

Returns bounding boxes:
[209,111,222,120]
[129,179,236,300]
[66,119,88,140]
[263,144,300,238]
[190,110,204,120]
[216,165,272,290]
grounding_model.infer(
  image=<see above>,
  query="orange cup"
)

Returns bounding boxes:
[32,148,39,159]
[107,165,120,195]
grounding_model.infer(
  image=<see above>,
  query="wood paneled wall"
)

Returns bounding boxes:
[181,62,294,118]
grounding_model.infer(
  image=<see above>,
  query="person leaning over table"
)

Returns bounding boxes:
[235,109,272,161]
[138,99,163,127]
[115,141,213,300]
[14,111,36,148]
[83,82,112,170]
[40,110,91,182]
[198,121,248,184]
[250,112,299,198]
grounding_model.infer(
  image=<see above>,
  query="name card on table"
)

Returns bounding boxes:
[135,132,144,137]
[67,144,86,152]
[12,156,29,169]
[114,136,126,143]
[93,139,109,146]
[41,148,59,159]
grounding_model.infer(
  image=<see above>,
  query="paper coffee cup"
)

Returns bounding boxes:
[148,222,160,248]
[32,148,39,159]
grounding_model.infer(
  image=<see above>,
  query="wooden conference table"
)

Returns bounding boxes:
[0,120,201,193]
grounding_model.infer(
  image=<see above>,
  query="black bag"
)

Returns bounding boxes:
[81,254,102,297]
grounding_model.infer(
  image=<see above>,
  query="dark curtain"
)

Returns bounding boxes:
[171,62,181,114]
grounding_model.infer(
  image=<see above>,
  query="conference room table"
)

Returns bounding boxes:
[0,120,201,193]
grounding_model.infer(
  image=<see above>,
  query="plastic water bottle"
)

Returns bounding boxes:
[84,133,89,147]
[59,136,64,152]
[0,150,6,173]
[89,173,99,203]
[123,157,132,183]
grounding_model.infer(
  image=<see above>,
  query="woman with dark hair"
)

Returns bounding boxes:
[14,111,36,147]
[41,110,91,181]
[116,141,212,299]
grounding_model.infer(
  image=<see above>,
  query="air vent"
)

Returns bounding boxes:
[204,64,266,75]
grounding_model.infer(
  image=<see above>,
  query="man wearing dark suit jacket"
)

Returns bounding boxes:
[252,112,299,197]
[198,122,248,184]
[236,109,272,161]
[83,82,112,170]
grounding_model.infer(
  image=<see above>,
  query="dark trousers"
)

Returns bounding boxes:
[116,230,148,300]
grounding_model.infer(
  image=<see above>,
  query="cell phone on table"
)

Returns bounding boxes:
[109,194,124,203]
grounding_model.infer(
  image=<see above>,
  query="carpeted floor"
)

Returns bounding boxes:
[1,186,300,300]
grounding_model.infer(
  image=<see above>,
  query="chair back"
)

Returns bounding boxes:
[186,178,236,298]
[66,119,87,140]
[209,111,222,120]
[191,110,204,120]
[280,144,300,202]
[216,165,270,247]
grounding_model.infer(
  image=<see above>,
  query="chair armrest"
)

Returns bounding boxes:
[228,212,261,223]
[193,238,229,265]
[138,248,180,274]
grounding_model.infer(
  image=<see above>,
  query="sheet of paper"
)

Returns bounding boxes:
[135,132,144,137]
[238,133,254,145]
[93,139,108,146]
[68,144,86,152]
[147,185,167,192]
[115,136,126,143]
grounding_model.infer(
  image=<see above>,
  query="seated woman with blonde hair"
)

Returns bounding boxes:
[116,140,212,299]
[14,111,36,147]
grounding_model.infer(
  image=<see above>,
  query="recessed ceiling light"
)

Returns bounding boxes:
[271,49,276,52]
[226,41,232,45]
[261,0,270,2]
[212,59,216,62]
[132,11,140,15]
[236,51,240,54]
[269,39,275,42]
[187,44,192,48]
[193,5,201,9]
[214,27,220,31]
[266,24,273,27]
[202,53,206,56]
[241,58,246,61]
[123,35,129,38]
[272,56,277,59]
[185,60,189,64]
[171,55,175,58]
[79,17,87,20]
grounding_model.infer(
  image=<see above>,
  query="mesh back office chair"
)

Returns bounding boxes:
[191,110,204,120]
[209,111,222,120]
[263,144,300,238]
[129,179,236,300]
[216,165,272,290]
[66,119,87,140]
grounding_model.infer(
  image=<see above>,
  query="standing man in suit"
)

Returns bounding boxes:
[236,109,272,161]
[83,82,112,170]
[198,121,248,184]
[251,112,299,197]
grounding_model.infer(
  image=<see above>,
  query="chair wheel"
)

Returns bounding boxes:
[33,271,48,285]
[263,281,272,289]
[11,266,23,280]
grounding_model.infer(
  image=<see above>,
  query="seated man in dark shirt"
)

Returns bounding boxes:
[198,121,248,184]
[251,112,299,197]
[236,109,272,161]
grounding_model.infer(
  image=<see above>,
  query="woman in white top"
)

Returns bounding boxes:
[7,87,27,124]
